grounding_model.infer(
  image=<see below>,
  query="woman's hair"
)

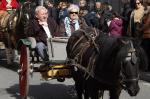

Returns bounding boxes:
[111,10,120,18]
[133,0,143,7]
[68,4,79,12]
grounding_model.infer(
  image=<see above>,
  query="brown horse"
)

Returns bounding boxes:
[0,10,19,48]
[66,29,148,99]
[0,2,35,63]
[0,9,21,63]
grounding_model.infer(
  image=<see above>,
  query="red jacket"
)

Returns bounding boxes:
[0,0,19,10]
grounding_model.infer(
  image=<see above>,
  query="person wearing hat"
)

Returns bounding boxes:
[59,4,88,37]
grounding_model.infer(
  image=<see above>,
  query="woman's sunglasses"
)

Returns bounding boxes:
[136,2,140,5]
[70,12,78,14]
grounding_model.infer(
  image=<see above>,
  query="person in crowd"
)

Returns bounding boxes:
[59,4,88,37]
[83,0,103,28]
[95,0,102,13]
[57,1,69,24]
[26,6,60,62]
[78,0,88,17]
[98,1,112,34]
[44,0,59,24]
[79,0,87,8]
[127,0,145,38]
[108,11,123,37]
[121,2,133,36]
[141,2,150,71]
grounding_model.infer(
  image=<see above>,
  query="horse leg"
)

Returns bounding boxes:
[75,81,83,99]
[83,83,90,99]
[85,79,99,99]
[72,71,84,99]
[109,88,121,99]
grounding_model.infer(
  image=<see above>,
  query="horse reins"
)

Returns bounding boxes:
[69,30,116,85]
[120,40,139,90]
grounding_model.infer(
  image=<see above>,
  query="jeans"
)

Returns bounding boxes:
[35,42,49,61]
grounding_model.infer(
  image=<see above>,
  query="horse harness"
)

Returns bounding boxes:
[69,35,140,88]
[120,40,139,90]
[69,30,106,80]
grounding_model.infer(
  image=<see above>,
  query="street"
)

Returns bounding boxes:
[1,61,150,99]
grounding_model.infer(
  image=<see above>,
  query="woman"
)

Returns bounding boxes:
[127,0,145,38]
[59,4,87,37]
[108,11,123,37]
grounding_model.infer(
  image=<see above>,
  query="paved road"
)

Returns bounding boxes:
[1,61,150,99]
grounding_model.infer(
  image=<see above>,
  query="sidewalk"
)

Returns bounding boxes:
[140,72,150,82]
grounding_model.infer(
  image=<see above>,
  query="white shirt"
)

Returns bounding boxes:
[42,25,52,38]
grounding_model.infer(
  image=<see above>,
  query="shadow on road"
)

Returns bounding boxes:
[6,83,77,99]
[0,60,19,72]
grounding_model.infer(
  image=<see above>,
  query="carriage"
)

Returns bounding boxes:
[17,37,74,99]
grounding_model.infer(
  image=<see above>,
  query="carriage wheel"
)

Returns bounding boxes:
[19,45,30,99]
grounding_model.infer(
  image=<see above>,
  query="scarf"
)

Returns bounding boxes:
[133,5,144,23]
[64,17,80,36]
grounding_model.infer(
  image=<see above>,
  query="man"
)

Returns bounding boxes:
[26,6,60,62]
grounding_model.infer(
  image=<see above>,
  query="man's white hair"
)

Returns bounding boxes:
[68,4,79,12]
[35,6,48,15]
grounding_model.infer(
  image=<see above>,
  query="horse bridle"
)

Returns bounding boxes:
[69,29,100,78]
[70,29,99,54]
[120,41,139,90]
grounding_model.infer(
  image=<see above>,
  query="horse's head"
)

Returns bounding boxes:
[117,38,140,96]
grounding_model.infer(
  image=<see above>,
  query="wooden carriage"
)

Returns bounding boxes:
[17,37,73,99]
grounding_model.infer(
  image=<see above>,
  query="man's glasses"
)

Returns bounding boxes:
[70,12,78,14]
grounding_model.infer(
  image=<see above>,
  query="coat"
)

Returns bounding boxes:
[109,18,123,37]
[142,9,150,38]
[59,17,88,37]
[26,17,61,45]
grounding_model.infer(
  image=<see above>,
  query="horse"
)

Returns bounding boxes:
[66,29,148,99]
[0,1,36,63]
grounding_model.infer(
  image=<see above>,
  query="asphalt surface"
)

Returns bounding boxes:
[1,48,150,99]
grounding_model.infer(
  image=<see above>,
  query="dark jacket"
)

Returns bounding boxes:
[26,17,60,45]
[59,17,88,36]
